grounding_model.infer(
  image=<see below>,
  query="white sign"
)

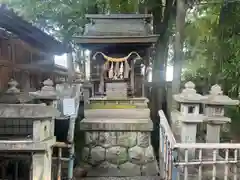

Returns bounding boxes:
[63,98,76,116]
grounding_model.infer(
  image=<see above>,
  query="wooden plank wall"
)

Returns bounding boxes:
[0,33,66,92]
[0,37,14,90]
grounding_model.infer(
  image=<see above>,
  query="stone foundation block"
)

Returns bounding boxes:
[137,132,150,148]
[117,132,137,148]
[80,131,159,176]
[119,162,141,176]
[89,146,105,165]
[99,132,117,148]
[87,161,119,176]
[85,132,99,145]
[106,146,128,165]
[142,161,159,176]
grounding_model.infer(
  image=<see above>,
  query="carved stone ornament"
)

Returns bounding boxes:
[0,79,33,104]
[204,84,239,106]
[173,81,207,103]
[29,79,58,100]
[6,79,20,93]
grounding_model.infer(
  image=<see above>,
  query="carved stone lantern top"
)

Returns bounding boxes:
[173,81,207,104]
[6,79,20,93]
[0,79,33,104]
[204,84,239,106]
[29,79,58,100]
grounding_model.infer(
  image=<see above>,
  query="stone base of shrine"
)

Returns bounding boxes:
[80,118,159,177]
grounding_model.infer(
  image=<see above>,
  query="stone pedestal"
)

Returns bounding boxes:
[32,148,53,180]
[181,118,203,143]
[80,98,159,177]
[205,117,230,143]
[0,104,58,180]
[106,82,128,99]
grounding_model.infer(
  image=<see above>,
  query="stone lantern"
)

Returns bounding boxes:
[204,84,239,144]
[0,79,60,180]
[173,81,207,144]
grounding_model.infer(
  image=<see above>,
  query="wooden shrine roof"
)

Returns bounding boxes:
[0,5,66,55]
[74,14,158,48]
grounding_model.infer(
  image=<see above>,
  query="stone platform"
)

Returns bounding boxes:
[80,117,159,176]
[80,131,158,176]
[80,97,159,177]
[80,177,160,180]
[86,97,149,109]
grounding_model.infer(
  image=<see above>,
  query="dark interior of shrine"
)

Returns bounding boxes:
[80,42,152,57]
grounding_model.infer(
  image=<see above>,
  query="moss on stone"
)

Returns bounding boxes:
[89,104,136,109]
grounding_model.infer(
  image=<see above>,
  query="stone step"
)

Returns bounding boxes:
[80,176,160,180]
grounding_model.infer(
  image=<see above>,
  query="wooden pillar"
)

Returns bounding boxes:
[131,60,135,96]
[67,52,75,85]
[143,49,150,97]
[98,64,104,94]
[141,63,145,97]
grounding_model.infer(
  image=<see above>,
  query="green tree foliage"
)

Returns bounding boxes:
[183,0,240,138]
[183,4,221,93]
[3,0,99,40]
[3,0,140,40]
[183,1,240,97]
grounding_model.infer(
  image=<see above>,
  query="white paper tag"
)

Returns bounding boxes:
[63,98,76,116]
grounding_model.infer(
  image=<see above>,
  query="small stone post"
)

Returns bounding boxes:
[30,78,58,138]
[204,85,239,144]
[173,82,206,157]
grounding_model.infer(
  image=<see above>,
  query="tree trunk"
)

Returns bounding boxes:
[151,38,168,120]
[67,52,75,84]
[151,0,174,120]
[172,0,186,110]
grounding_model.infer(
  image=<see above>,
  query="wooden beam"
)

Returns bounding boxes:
[10,39,16,64]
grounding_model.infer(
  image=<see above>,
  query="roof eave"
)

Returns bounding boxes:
[73,35,159,45]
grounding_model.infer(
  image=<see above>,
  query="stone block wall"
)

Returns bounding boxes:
[81,131,159,177]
